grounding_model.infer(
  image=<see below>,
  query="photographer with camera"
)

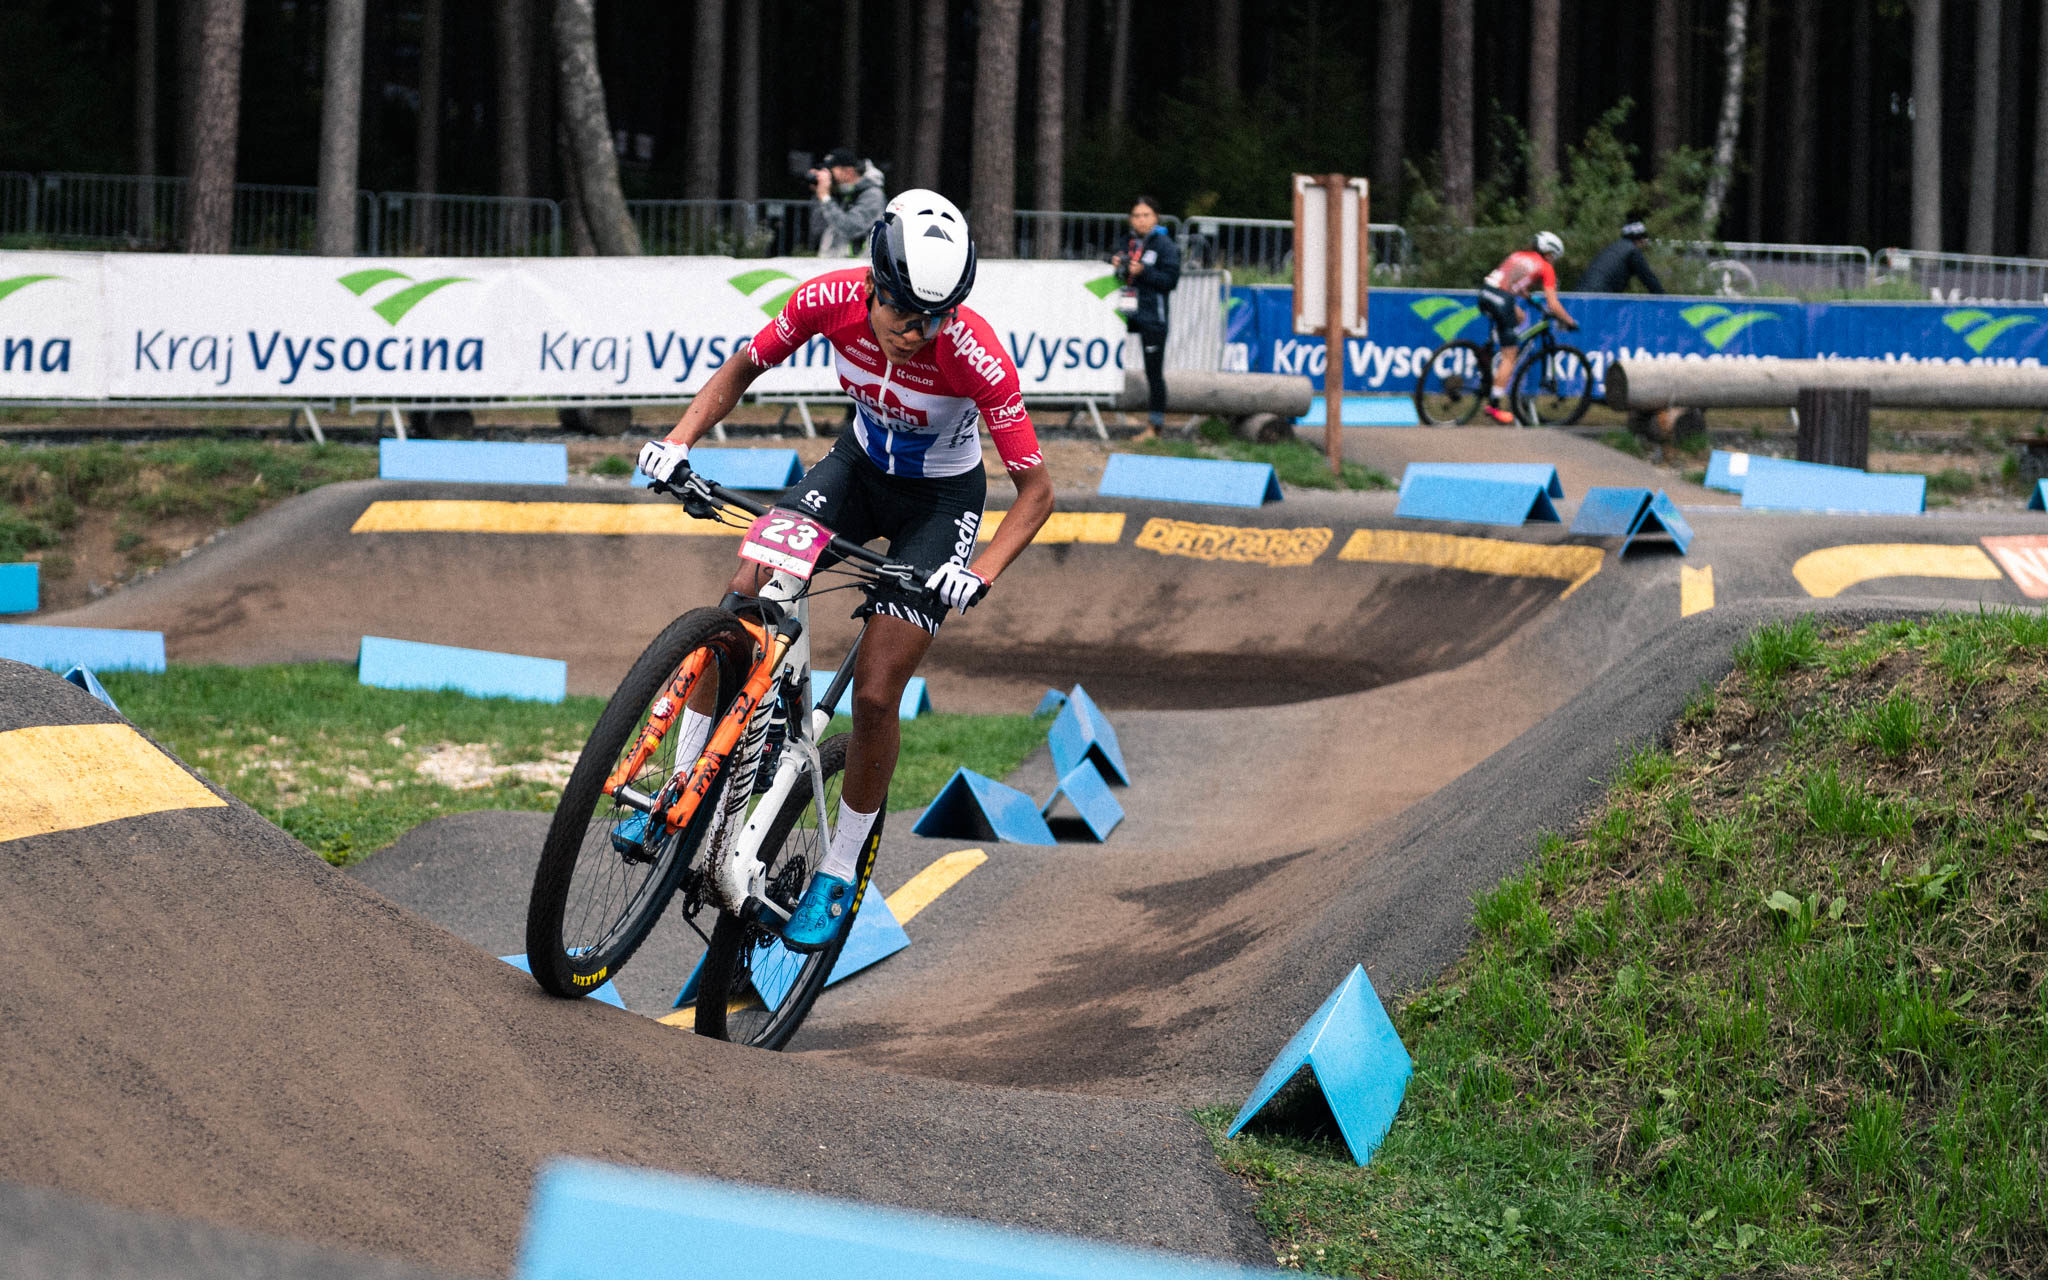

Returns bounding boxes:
[811,147,887,257]
[1110,196,1180,437]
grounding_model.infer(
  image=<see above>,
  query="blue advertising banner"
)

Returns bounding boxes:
[1224,286,2048,399]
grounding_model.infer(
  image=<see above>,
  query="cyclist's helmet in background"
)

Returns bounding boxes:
[1621,220,1649,240]
[870,189,977,315]
[1533,230,1565,259]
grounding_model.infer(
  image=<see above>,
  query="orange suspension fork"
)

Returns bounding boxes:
[603,648,714,797]
[663,629,791,832]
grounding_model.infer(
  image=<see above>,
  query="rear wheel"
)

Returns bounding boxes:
[694,732,883,1050]
[1414,340,1492,424]
[524,608,756,998]
[1508,343,1595,426]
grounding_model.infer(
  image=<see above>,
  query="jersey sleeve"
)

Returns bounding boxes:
[748,289,822,369]
[1538,258,1559,292]
[972,324,1044,472]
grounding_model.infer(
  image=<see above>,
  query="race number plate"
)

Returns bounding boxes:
[738,508,832,579]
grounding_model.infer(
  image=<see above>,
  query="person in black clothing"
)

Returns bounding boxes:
[1575,220,1665,294]
[1111,196,1180,436]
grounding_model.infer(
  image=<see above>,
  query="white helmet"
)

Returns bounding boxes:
[869,189,977,314]
[1533,230,1565,259]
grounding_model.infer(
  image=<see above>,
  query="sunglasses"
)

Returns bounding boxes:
[872,288,955,336]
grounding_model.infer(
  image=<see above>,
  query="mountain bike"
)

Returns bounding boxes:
[1412,316,1595,427]
[524,467,924,1050]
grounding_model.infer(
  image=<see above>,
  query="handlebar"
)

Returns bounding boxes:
[646,467,924,591]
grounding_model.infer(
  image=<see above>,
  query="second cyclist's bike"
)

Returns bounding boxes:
[1413,316,1595,427]
[523,467,926,1050]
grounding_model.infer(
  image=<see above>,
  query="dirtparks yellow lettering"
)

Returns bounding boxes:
[351,500,741,536]
[978,510,1126,544]
[1132,518,1333,568]
[1337,528,1606,597]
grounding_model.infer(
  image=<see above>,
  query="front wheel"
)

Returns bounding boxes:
[524,608,755,998]
[694,732,882,1050]
[1508,343,1595,426]
[1413,340,1492,425]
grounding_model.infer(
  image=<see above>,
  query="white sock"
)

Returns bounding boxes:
[820,799,879,881]
[671,708,713,777]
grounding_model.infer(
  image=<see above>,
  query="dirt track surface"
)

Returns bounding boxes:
[8,441,2044,1277]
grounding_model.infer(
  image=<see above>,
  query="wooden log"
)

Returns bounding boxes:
[1796,387,1870,469]
[1116,369,1315,416]
[1609,358,2048,410]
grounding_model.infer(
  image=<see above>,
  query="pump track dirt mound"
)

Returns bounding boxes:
[6,437,2043,1278]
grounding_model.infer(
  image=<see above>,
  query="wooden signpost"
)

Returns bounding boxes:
[1292,174,1370,475]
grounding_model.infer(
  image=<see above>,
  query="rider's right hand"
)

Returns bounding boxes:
[637,439,692,485]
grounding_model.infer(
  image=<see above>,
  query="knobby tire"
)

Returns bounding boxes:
[1509,343,1595,427]
[1414,340,1492,425]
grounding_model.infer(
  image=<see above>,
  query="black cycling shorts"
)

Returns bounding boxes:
[775,427,987,635]
[1477,286,1523,347]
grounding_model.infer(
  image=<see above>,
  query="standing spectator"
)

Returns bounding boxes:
[1112,196,1180,436]
[1575,220,1666,294]
[813,147,887,256]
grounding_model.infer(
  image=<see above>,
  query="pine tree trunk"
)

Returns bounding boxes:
[685,0,724,199]
[840,0,862,146]
[1107,0,1131,127]
[1529,0,1559,188]
[1848,0,1872,243]
[1213,0,1238,94]
[1911,0,1943,250]
[1064,0,1086,141]
[1652,0,1680,163]
[497,0,532,198]
[135,0,158,176]
[1036,0,1066,217]
[1743,0,1771,240]
[554,0,641,254]
[316,0,365,255]
[415,0,443,196]
[1782,2,1817,241]
[911,0,947,190]
[2034,0,2048,254]
[186,0,244,253]
[177,0,204,179]
[1440,0,1475,223]
[1699,0,1749,235]
[1372,0,1410,216]
[733,0,761,202]
[1967,0,2000,254]
[972,0,1022,256]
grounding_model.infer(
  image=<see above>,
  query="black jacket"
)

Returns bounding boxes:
[1576,238,1665,294]
[1118,226,1181,329]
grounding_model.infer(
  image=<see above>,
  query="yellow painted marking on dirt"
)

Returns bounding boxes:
[1680,564,1715,617]
[0,723,225,844]
[1791,544,2002,599]
[1134,517,1333,567]
[979,510,1126,544]
[1338,529,1606,597]
[653,848,986,1030]
[886,848,988,923]
[350,500,741,536]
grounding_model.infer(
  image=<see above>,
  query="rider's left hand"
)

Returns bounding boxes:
[924,562,990,614]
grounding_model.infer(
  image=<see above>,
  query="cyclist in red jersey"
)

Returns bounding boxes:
[1476,231,1578,423]
[636,190,1054,950]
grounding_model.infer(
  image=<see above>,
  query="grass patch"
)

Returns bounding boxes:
[1208,610,2048,1277]
[1133,419,1393,491]
[102,663,1045,865]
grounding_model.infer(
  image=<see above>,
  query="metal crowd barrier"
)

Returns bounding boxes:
[1874,248,2048,304]
[377,192,561,257]
[1663,239,1874,298]
[1013,210,1183,262]
[27,172,377,254]
[1180,215,1413,280]
[628,198,820,257]
[1162,268,1231,373]
[0,172,36,241]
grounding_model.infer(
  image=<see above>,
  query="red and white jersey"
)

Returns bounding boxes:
[1484,250,1558,299]
[747,268,1043,480]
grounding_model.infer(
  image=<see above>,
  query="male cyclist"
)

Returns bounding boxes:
[1476,231,1578,424]
[636,190,1054,951]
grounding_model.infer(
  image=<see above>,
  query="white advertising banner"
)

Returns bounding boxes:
[30,252,1129,401]
[0,252,106,400]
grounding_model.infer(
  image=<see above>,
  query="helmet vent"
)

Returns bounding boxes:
[923,226,953,240]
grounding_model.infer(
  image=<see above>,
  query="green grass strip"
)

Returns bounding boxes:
[1134,419,1393,491]
[101,663,1045,866]
[1208,609,2048,1278]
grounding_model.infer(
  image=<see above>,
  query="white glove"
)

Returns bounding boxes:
[637,439,692,484]
[924,562,990,614]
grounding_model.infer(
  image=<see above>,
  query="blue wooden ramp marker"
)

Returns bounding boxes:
[379,439,568,485]
[0,623,165,672]
[1398,462,1563,499]
[358,635,567,702]
[1704,449,1750,493]
[1299,395,1420,426]
[2030,479,2046,510]
[808,672,930,719]
[1395,475,1560,526]
[1570,487,1694,557]
[1047,684,1130,785]
[911,767,1056,844]
[0,563,38,614]
[676,890,912,1012]
[1032,687,1068,716]
[63,666,122,713]
[1740,457,1925,514]
[1098,453,1282,507]
[1229,964,1412,1166]
[634,447,804,491]
[1041,760,1124,841]
[499,954,626,1009]
[517,1159,1288,1280]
